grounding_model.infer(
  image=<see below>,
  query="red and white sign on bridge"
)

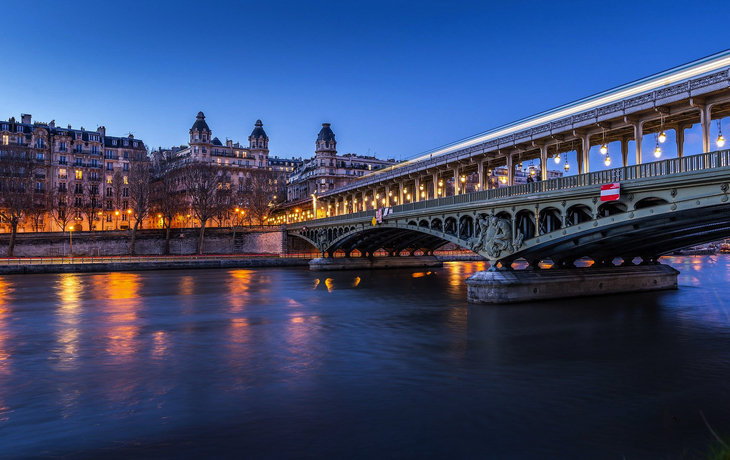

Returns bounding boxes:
[600,183,620,202]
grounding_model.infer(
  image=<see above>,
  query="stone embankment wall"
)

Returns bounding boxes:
[0,227,287,257]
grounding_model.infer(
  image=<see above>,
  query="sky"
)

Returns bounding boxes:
[1,0,728,172]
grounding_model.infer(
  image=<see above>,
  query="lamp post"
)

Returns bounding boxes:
[69,225,74,257]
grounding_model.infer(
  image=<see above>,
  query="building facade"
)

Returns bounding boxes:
[0,113,146,232]
[286,123,397,202]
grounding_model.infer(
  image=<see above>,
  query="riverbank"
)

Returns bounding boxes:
[0,252,483,275]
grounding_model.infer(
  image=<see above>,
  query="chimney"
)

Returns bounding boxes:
[98,126,106,137]
[68,124,71,129]
[226,139,233,148]
[80,126,85,131]
[49,120,55,128]
[21,114,31,124]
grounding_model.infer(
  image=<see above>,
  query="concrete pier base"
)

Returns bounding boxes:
[309,256,443,271]
[465,264,680,304]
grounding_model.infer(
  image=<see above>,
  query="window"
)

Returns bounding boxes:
[106,187,112,197]
[123,175,128,185]
[122,200,128,209]
[89,135,99,142]
[75,170,82,180]
[35,182,44,191]
[89,172,99,181]
[123,151,129,159]
[106,163,113,171]
[123,140,129,147]
[17,126,23,133]
[35,139,44,149]
[106,175,112,184]
[59,210,66,220]
[90,159,99,168]
[90,146,99,154]
[74,158,83,166]
[122,214,127,222]
[2,135,7,145]
[59,142,67,152]
[75,184,83,194]
[105,150,114,159]
[112,140,117,146]
[59,183,66,192]
[75,197,83,207]
[123,188,129,197]
[59,169,67,179]
[123,163,129,172]
[36,153,44,161]
[75,133,82,140]
[133,142,138,147]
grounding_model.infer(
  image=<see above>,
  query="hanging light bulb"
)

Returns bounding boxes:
[600,143,608,155]
[554,153,561,163]
[658,131,667,143]
[518,161,523,169]
[564,160,570,172]
[530,168,536,176]
[654,144,662,158]
[604,154,611,166]
[717,120,726,147]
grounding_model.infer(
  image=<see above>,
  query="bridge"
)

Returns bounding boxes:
[283,50,730,302]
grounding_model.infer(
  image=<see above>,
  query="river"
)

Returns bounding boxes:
[0,257,729,459]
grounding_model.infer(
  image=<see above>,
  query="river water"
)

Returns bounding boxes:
[0,257,729,459]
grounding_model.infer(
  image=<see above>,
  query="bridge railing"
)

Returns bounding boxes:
[295,149,730,227]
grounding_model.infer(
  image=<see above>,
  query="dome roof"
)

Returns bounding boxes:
[212,137,223,146]
[250,119,268,139]
[191,111,210,132]
[317,123,335,142]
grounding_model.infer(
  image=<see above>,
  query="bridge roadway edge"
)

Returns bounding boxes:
[465,264,679,304]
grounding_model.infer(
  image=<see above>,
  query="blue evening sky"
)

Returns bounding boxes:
[1,0,727,173]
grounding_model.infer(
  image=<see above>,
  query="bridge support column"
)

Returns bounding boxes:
[581,133,591,174]
[453,167,460,195]
[433,173,440,197]
[478,160,484,190]
[539,144,548,181]
[691,99,712,154]
[466,264,679,304]
[506,154,514,187]
[621,135,630,167]
[676,124,687,159]
[632,120,643,165]
[415,177,421,202]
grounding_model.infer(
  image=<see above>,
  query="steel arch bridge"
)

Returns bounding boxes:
[289,150,730,269]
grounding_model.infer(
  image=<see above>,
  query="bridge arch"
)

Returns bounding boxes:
[516,210,536,240]
[566,204,592,226]
[539,207,562,235]
[598,201,628,216]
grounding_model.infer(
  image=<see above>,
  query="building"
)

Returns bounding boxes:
[0,113,146,232]
[286,123,397,202]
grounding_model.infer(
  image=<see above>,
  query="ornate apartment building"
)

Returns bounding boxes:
[0,114,146,232]
[286,123,397,202]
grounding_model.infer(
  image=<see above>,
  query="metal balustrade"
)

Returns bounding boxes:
[291,149,730,228]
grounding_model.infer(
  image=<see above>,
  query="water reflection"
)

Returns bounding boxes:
[2,259,730,458]
[54,275,82,371]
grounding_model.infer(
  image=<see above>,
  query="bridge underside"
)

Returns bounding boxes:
[291,202,730,267]
[325,227,450,257]
[507,204,730,267]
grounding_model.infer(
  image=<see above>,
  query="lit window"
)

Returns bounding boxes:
[1,135,7,145]
[59,168,66,179]
[106,175,112,184]
[75,170,82,180]
[123,175,128,185]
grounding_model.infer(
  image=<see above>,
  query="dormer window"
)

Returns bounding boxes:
[133,142,138,147]
[76,133,83,140]
[17,126,23,133]
[123,140,129,146]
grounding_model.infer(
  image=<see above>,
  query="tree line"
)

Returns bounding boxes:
[0,144,287,256]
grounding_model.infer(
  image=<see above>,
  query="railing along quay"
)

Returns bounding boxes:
[293,149,730,227]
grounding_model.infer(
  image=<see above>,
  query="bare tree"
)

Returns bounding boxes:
[0,144,39,256]
[128,154,151,255]
[79,180,102,231]
[241,169,283,225]
[49,180,75,232]
[183,163,222,254]
[150,153,187,254]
